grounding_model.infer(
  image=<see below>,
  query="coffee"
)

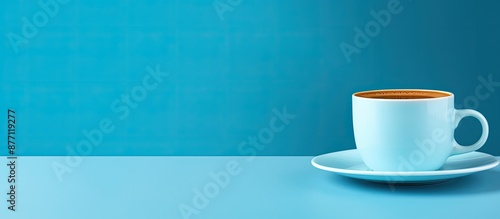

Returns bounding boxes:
[354,90,450,99]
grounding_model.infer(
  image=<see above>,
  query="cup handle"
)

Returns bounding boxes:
[451,109,489,155]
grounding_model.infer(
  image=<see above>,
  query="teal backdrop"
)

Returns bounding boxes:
[1,0,499,156]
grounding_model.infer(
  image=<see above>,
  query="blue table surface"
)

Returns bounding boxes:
[1,156,499,219]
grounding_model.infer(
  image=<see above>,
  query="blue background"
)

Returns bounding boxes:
[1,0,499,156]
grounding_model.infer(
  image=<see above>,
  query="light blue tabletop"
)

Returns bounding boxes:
[1,156,499,219]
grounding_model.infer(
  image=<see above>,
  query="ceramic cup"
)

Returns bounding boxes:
[352,89,489,171]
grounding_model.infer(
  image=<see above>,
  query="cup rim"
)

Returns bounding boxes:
[353,89,453,101]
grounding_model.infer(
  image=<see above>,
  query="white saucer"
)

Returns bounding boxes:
[311,149,499,184]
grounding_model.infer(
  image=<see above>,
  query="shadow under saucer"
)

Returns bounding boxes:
[332,168,500,195]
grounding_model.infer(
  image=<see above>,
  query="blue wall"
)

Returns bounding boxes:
[1,0,499,156]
